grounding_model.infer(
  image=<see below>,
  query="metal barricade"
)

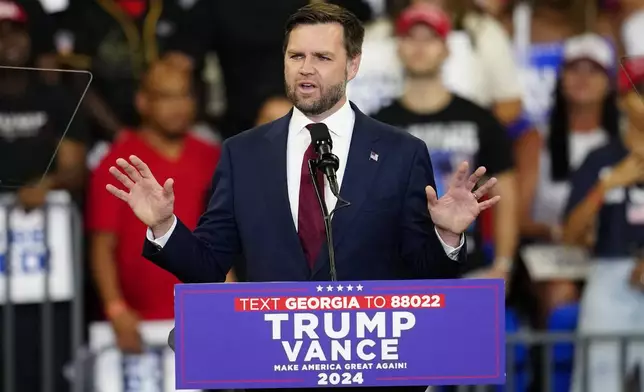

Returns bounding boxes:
[447,331,644,392]
[0,191,84,392]
[67,327,644,392]
[68,343,170,392]
[65,320,204,392]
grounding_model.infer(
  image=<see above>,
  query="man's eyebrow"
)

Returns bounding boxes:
[285,50,335,57]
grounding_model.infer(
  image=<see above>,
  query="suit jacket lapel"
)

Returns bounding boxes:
[311,104,383,277]
[263,112,309,277]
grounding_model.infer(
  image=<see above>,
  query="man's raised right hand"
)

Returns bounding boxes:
[106,155,175,236]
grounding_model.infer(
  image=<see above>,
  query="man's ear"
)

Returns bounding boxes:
[347,53,361,82]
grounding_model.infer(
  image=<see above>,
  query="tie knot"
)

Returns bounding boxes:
[305,123,318,136]
[304,123,319,159]
[305,123,332,146]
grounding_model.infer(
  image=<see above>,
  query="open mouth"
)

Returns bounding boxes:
[297,82,317,93]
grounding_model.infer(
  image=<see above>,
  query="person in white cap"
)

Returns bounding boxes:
[565,54,644,392]
[519,33,620,327]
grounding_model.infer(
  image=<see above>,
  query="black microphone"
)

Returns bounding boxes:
[307,123,341,197]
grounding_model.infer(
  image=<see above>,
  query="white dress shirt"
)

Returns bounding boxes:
[287,97,354,225]
[147,100,463,260]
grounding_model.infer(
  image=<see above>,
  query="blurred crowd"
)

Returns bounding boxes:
[0,0,644,391]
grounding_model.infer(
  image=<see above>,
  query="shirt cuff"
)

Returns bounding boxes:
[434,227,465,261]
[145,215,177,248]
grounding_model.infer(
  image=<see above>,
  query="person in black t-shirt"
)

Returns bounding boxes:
[373,3,518,279]
[0,1,87,202]
[0,4,88,392]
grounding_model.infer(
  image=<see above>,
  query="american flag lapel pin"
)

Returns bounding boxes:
[370,151,379,162]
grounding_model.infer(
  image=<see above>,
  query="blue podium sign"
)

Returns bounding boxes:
[174,279,505,390]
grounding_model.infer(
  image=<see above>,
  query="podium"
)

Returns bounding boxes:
[173,278,506,390]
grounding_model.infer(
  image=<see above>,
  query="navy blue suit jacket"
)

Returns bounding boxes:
[143,102,466,284]
[145,103,467,392]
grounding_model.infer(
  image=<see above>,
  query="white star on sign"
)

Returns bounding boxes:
[337,285,344,291]
[356,284,363,291]
[347,285,353,291]
[316,285,323,292]
[327,285,334,292]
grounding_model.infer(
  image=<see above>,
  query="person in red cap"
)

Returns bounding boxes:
[374,3,518,283]
[394,2,452,41]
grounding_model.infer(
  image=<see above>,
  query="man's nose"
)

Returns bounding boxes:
[299,56,315,75]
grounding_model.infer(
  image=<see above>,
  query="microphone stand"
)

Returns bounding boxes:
[307,159,350,282]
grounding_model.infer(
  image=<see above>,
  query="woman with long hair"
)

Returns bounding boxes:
[477,0,614,129]
[519,33,619,326]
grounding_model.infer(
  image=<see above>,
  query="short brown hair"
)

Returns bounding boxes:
[284,2,365,59]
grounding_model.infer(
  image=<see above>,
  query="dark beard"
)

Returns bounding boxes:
[285,80,345,117]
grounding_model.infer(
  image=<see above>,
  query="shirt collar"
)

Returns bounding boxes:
[290,99,354,138]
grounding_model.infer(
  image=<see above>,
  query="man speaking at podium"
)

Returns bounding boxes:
[106,1,499,288]
[105,4,499,384]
